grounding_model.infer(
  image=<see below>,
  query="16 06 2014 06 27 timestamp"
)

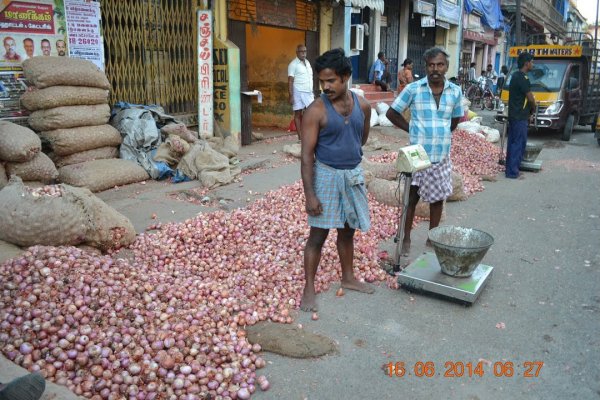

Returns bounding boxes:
[383,361,544,378]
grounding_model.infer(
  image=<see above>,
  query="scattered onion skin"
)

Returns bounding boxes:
[2,165,510,398]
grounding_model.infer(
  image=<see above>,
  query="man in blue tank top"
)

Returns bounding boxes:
[299,48,374,312]
[386,47,464,256]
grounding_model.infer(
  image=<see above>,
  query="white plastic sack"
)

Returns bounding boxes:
[350,87,365,98]
[375,102,390,116]
[370,108,379,127]
[481,126,500,143]
[456,121,485,140]
[378,113,394,127]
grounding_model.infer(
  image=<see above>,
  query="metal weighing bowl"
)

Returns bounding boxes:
[428,226,494,277]
[523,143,543,162]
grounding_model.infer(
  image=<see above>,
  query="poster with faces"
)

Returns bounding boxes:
[0,0,69,67]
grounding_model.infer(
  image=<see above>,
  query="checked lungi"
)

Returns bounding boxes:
[411,157,452,203]
[308,161,370,231]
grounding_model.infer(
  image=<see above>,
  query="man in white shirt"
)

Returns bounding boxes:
[288,44,314,140]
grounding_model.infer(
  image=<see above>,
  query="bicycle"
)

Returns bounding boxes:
[466,77,496,110]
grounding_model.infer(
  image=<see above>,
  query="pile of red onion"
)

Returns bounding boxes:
[450,129,503,194]
[0,182,401,399]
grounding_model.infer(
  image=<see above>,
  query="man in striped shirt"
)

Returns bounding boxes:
[386,47,463,256]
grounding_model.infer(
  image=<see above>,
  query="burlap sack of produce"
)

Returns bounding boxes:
[161,123,198,143]
[0,176,135,250]
[0,121,41,162]
[415,200,446,221]
[178,142,240,188]
[206,135,239,158]
[76,185,136,251]
[58,158,150,192]
[22,56,111,89]
[361,158,398,181]
[282,143,301,158]
[20,86,109,111]
[51,146,119,168]
[6,152,58,183]
[0,239,23,264]
[447,171,468,202]
[28,104,111,131]
[153,135,190,167]
[40,124,122,156]
[0,176,88,246]
[367,177,401,207]
[0,162,7,189]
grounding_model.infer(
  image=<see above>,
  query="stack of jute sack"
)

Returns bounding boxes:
[0,121,58,188]
[20,56,149,192]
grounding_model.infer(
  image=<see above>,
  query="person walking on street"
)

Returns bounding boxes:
[369,51,391,92]
[288,44,315,140]
[506,52,535,179]
[497,65,509,95]
[468,62,477,82]
[300,48,374,312]
[385,47,464,255]
[397,58,414,93]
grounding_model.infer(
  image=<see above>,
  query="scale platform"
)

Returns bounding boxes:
[397,252,493,304]
[520,160,542,172]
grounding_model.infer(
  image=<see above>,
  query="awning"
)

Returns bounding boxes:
[335,0,385,14]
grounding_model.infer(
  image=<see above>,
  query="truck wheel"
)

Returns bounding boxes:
[561,114,574,141]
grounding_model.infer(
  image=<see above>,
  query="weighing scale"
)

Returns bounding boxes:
[495,113,543,172]
[389,145,494,305]
[397,253,493,304]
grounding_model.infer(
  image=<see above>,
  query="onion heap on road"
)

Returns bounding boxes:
[0,182,400,399]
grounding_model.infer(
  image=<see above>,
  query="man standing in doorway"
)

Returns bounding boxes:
[288,44,314,140]
[299,48,373,312]
[386,47,463,255]
[505,52,535,179]
[369,51,391,92]
[41,39,51,56]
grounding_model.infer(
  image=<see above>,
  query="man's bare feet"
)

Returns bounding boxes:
[341,278,375,294]
[401,239,411,256]
[300,289,318,312]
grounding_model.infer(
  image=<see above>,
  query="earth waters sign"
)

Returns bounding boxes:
[0,0,68,64]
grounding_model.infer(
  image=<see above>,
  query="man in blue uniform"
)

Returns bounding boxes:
[299,48,374,312]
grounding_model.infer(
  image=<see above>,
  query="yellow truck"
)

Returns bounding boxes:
[500,33,600,142]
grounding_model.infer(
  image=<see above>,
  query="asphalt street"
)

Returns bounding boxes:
[250,120,600,400]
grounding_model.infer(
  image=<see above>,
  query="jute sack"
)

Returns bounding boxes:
[58,158,150,192]
[361,158,398,181]
[447,171,468,201]
[415,200,446,221]
[22,56,111,89]
[0,121,41,162]
[0,162,7,189]
[21,86,109,111]
[367,177,402,207]
[161,123,198,143]
[79,188,136,251]
[51,146,119,168]
[0,176,135,250]
[41,124,122,156]
[6,152,58,183]
[28,104,111,131]
[0,176,88,246]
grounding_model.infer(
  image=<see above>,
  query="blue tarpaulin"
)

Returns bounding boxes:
[464,0,503,30]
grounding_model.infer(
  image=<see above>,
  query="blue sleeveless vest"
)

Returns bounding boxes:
[315,91,364,170]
